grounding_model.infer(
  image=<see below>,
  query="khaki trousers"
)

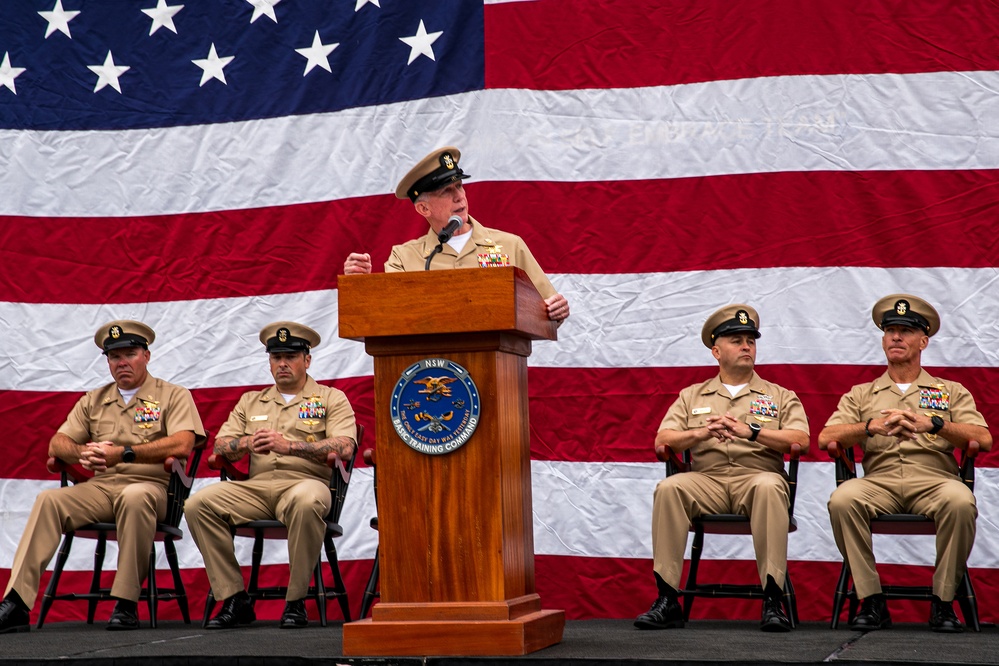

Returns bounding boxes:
[5,475,167,608]
[652,468,790,590]
[827,474,975,601]
[185,473,331,601]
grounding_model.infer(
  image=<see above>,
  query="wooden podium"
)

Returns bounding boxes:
[338,267,565,656]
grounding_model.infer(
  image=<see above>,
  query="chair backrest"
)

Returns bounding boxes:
[326,423,364,524]
[163,435,208,528]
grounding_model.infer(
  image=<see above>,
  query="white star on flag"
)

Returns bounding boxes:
[295,31,339,76]
[141,0,184,36]
[246,0,281,24]
[0,52,26,94]
[399,20,443,65]
[355,0,380,10]
[192,43,235,87]
[88,51,130,94]
[38,0,81,39]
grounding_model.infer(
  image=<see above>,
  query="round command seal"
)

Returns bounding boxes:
[390,358,481,455]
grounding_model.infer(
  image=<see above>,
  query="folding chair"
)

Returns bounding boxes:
[655,442,802,627]
[826,439,981,631]
[36,438,207,628]
[201,424,363,626]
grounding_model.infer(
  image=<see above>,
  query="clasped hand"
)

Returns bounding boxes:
[880,408,931,441]
[249,428,292,455]
[79,441,115,472]
[705,413,751,442]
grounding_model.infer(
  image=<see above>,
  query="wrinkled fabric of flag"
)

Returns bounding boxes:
[1,0,998,624]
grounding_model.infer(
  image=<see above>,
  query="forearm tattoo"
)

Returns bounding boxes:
[289,436,356,464]
[215,435,246,460]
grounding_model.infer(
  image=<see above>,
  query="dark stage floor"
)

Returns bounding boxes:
[1,619,997,666]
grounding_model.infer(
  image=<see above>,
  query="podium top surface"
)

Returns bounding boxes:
[338,267,557,342]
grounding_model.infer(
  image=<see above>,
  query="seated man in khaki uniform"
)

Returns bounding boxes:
[819,294,992,633]
[0,320,205,633]
[635,304,809,633]
[185,322,356,629]
[342,146,570,324]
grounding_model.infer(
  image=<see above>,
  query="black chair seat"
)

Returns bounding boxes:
[694,515,798,535]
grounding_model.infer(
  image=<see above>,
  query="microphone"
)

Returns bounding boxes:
[438,215,462,243]
[425,215,464,270]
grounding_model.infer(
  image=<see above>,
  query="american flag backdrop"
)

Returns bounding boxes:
[1,0,998,625]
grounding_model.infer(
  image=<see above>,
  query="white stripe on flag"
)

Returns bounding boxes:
[4,71,999,217]
[3,463,997,571]
[3,266,997,392]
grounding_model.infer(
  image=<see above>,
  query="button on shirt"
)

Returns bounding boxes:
[658,372,809,475]
[824,368,987,480]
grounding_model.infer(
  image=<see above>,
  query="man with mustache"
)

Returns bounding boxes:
[819,294,992,633]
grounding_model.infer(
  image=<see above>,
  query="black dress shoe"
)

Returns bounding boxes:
[634,595,684,630]
[206,593,256,630]
[106,602,140,631]
[850,594,891,631]
[280,599,309,629]
[929,596,964,633]
[760,595,791,632]
[0,598,30,634]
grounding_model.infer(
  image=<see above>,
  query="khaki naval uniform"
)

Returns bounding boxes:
[384,216,557,299]
[185,376,356,601]
[652,372,809,590]
[825,369,988,601]
[4,375,205,607]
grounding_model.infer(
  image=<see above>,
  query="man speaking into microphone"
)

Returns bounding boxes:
[342,146,570,324]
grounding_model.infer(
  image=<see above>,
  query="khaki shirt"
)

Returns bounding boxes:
[384,217,557,299]
[658,372,809,475]
[824,368,988,479]
[58,374,206,483]
[218,376,356,482]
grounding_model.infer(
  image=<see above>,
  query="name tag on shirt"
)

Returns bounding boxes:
[250,415,268,422]
[692,407,712,415]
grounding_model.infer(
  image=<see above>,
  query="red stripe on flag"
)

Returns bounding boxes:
[3,170,998,304]
[3,557,996,625]
[485,0,999,90]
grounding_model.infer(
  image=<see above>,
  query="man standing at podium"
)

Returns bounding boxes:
[342,146,570,324]
[185,322,356,630]
[635,304,809,633]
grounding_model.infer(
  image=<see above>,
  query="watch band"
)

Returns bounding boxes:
[748,422,761,442]
[929,415,945,435]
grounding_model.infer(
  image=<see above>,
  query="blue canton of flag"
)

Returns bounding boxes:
[0,0,485,130]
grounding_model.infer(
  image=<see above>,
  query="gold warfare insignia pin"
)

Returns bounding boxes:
[278,328,288,342]
[753,415,773,423]
[738,311,748,325]
[110,325,122,339]
[443,153,455,169]
[896,300,908,315]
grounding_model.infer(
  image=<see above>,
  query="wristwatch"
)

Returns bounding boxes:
[748,422,762,442]
[929,415,945,435]
[121,446,137,463]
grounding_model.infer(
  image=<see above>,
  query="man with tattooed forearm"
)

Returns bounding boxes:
[185,322,356,630]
